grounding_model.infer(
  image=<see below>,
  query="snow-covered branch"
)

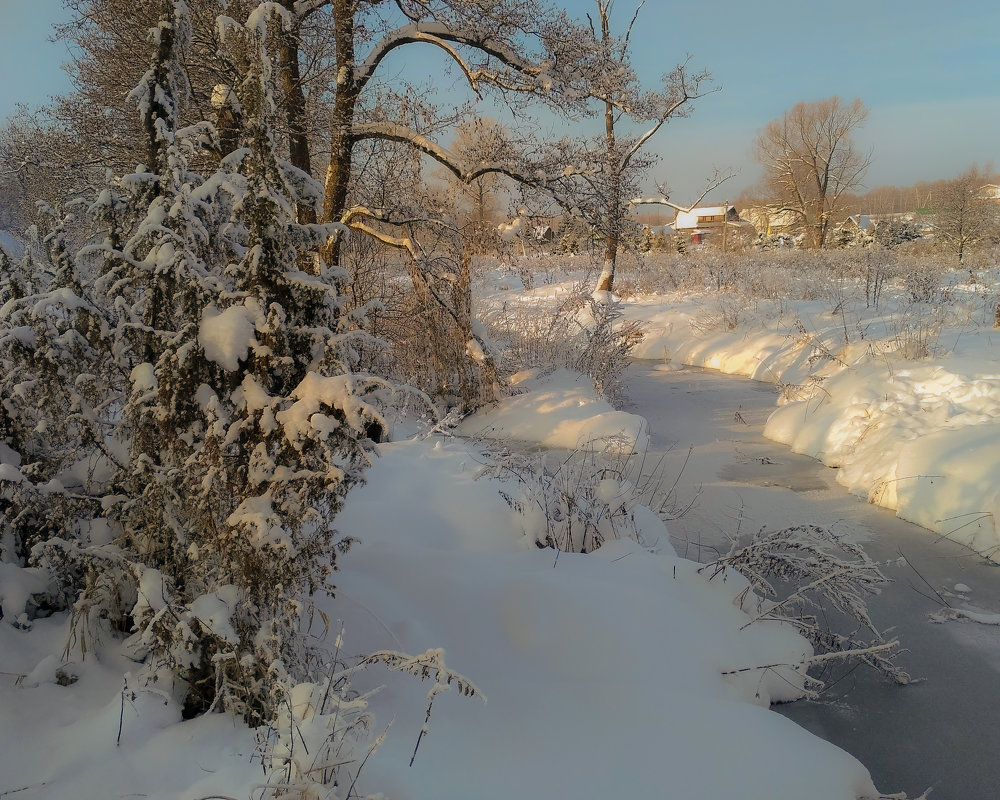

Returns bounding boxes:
[356,21,543,95]
[351,120,576,189]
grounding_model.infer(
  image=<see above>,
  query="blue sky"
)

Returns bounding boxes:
[0,0,73,120]
[2,0,998,202]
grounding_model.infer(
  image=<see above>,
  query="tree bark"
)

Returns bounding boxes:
[320,0,359,266]
[278,2,316,226]
[595,3,619,295]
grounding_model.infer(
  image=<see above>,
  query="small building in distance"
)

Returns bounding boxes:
[978,184,1000,203]
[534,224,556,243]
[844,214,874,232]
[673,204,746,245]
[740,206,799,237]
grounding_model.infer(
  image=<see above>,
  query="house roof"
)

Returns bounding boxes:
[688,205,730,217]
[673,205,737,230]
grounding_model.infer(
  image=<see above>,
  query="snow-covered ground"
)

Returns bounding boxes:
[0,369,886,799]
[15,250,992,799]
[0,227,24,259]
[490,260,1000,561]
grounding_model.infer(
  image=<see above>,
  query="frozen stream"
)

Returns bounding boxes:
[627,361,1000,799]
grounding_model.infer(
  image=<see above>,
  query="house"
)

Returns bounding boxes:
[740,206,798,237]
[979,184,1000,203]
[640,224,674,236]
[672,204,745,244]
[844,214,874,232]
[534,224,556,243]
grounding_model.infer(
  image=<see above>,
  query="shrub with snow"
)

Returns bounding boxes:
[1,2,386,737]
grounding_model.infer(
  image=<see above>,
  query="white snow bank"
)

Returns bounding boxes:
[0,375,881,800]
[329,436,880,799]
[609,289,1000,559]
[0,615,261,800]
[457,368,649,452]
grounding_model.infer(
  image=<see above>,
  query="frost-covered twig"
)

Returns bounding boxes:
[362,648,484,766]
[708,524,911,689]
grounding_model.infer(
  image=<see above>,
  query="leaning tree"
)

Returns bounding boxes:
[311,0,621,409]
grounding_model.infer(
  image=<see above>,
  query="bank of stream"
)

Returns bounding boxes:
[627,361,1000,799]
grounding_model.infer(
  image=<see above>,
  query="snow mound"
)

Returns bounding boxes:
[329,436,879,799]
[0,434,881,800]
[457,368,648,453]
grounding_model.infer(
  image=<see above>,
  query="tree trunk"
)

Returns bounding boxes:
[597,45,619,296]
[597,235,617,293]
[278,3,316,226]
[454,250,496,412]
[320,0,358,267]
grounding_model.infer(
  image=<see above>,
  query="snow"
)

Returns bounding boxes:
[648,311,1000,559]
[276,371,383,447]
[189,586,241,644]
[129,362,157,393]
[496,269,1000,561]
[0,562,49,623]
[227,492,295,552]
[457,368,648,452]
[24,243,1000,797]
[329,434,877,799]
[0,463,24,483]
[198,302,258,371]
[0,371,883,800]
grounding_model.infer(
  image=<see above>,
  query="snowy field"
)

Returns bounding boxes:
[485,250,1000,561]
[1,361,888,798]
[7,246,982,799]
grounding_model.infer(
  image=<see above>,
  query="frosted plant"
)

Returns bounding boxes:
[706,524,911,690]
[93,1,392,722]
[480,285,644,405]
[479,439,671,554]
[0,206,116,594]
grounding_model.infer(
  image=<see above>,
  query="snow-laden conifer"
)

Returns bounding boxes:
[0,207,115,604]
[1,0,389,728]
[97,0,387,722]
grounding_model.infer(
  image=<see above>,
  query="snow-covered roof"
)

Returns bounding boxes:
[691,205,729,217]
[674,205,736,230]
[642,224,674,235]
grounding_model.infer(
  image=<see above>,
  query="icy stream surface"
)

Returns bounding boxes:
[628,361,1000,799]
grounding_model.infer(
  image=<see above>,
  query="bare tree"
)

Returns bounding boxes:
[563,0,709,294]
[935,165,998,264]
[447,118,508,254]
[753,97,870,248]
[316,0,615,410]
[0,106,95,234]
[19,0,672,410]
